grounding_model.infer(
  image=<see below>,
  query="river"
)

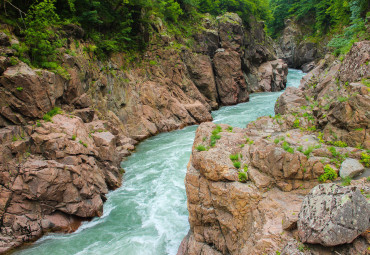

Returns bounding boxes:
[15,69,305,255]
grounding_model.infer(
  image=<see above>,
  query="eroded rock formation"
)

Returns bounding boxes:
[0,12,288,252]
[179,41,370,255]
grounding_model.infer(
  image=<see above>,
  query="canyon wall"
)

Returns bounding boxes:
[179,41,370,255]
[0,13,288,253]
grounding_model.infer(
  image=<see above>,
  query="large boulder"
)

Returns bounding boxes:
[298,183,370,246]
[339,158,365,178]
[213,50,249,105]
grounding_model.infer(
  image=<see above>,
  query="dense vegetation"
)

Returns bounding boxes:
[1,0,369,71]
[268,0,369,55]
[1,0,271,69]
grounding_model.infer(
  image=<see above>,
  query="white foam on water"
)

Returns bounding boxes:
[15,69,305,255]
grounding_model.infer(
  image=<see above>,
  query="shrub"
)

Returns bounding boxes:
[274,138,280,144]
[303,146,314,158]
[360,152,370,167]
[230,154,239,161]
[43,107,62,122]
[282,142,294,154]
[238,171,247,182]
[332,141,348,147]
[72,135,76,141]
[210,125,222,147]
[318,165,338,182]
[233,161,241,169]
[293,118,300,128]
[196,144,206,151]
[227,126,233,132]
[338,96,348,102]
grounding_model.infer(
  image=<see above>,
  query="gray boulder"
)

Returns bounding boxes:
[340,158,365,178]
[298,183,370,246]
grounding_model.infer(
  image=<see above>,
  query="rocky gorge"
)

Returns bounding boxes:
[0,5,369,255]
[0,12,290,253]
[178,41,370,254]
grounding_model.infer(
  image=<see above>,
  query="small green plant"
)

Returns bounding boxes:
[293,118,300,128]
[9,56,19,66]
[303,146,315,158]
[274,138,280,144]
[341,176,352,186]
[149,60,158,66]
[226,126,233,132]
[318,164,338,182]
[297,146,303,152]
[16,87,23,91]
[79,140,88,148]
[331,141,348,147]
[196,144,206,151]
[233,161,241,169]
[36,120,41,127]
[338,96,348,102]
[229,154,241,161]
[72,135,76,141]
[43,107,62,122]
[360,152,370,167]
[210,125,222,147]
[282,141,294,154]
[238,171,247,182]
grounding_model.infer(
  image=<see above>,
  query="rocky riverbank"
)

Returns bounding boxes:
[178,41,370,254]
[0,13,288,253]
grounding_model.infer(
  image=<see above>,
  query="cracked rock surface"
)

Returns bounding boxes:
[298,183,370,246]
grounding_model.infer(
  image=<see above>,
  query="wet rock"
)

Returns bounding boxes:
[297,183,370,246]
[339,158,365,178]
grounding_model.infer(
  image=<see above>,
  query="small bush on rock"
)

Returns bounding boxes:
[318,164,338,182]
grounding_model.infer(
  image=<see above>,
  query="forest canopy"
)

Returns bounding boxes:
[1,0,369,69]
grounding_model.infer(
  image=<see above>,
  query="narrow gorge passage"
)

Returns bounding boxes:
[15,69,305,255]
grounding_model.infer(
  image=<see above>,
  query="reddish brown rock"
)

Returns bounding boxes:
[213,50,249,105]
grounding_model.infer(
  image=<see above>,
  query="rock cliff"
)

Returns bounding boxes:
[179,41,370,255]
[0,13,288,253]
[278,19,324,72]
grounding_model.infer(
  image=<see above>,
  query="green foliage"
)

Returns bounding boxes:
[282,141,294,154]
[341,176,352,186]
[238,171,247,182]
[274,138,280,144]
[229,153,241,161]
[293,118,300,128]
[23,0,62,68]
[72,134,77,141]
[227,126,233,132]
[338,96,348,102]
[43,107,62,122]
[196,144,206,151]
[318,164,338,182]
[233,161,241,169]
[198,0,271,24]
[210,125,222,147]
[303,146,314,158]
[79,140,88,148]
[360,152,370,167]
[16,87,23,91]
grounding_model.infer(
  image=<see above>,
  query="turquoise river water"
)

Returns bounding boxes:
[16,69,305,255]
